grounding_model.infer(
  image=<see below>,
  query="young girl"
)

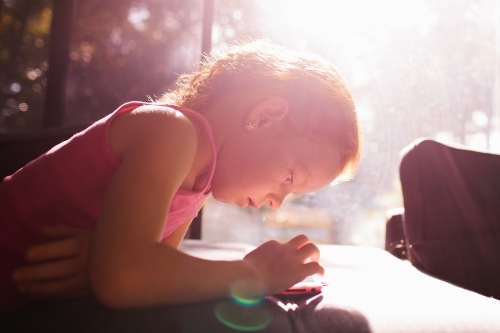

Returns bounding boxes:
[0,40,360,313]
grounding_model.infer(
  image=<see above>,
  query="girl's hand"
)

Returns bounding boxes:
[11,225,92,299]
[242,234,324,295]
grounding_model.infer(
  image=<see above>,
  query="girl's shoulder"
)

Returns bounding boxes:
[109,104,198,161]
[121,103,191,122]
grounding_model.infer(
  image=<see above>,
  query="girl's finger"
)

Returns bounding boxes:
[25,236,88,261]
[286,234,310,249]
[13,257,84,282]
[41,225,86,239]
[18,274,88,296]
[295,242,320,263]
[302,261,325,277]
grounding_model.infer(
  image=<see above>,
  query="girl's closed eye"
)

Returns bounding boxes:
[286,172,294,184]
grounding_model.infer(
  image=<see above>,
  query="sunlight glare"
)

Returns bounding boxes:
[471,110,489,127]
[490,131,500,152]
[257,0,437,56]
[468,133,488,150]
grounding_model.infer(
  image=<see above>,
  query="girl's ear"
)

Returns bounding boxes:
[244,96,290,131]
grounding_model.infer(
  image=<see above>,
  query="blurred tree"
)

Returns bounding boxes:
[0,0,52,132]
[0,0,205,131]
[64,0,203,124]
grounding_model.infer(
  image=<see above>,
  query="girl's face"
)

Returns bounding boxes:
[210,128,341,209]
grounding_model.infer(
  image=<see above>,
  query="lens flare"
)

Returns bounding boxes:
[215,301,271,332]
[214,280,271,331]
[230,279,265,306]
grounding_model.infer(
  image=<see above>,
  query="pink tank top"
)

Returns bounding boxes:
[0,101,216,313]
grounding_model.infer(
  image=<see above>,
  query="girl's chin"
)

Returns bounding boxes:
[210,192,229,204]
[210,188,244,206]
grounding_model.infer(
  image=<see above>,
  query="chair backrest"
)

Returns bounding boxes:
[0,124,89,182]
[399,138,500,299]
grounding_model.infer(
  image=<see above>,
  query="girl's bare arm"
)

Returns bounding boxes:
[11,219,190,299]
[12,198,201,297]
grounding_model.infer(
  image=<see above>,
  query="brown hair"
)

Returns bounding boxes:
[158,40,361,181]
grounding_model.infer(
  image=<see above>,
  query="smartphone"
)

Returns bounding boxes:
[243,247,325,296]
[276,275,324,295]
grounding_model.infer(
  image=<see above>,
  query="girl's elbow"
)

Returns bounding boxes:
[89,265,141,308]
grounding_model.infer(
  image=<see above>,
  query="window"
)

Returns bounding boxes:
[201,0,500,247]
[2,0,499,248]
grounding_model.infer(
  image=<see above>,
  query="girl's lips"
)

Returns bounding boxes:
[248,198,258,208]
[239,198,258,208]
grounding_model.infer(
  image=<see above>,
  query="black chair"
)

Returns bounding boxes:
[386,138,500,299]
[0,124,89,182]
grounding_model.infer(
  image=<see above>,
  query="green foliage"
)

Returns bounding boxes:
[0,0,205,131]
[0,0,52,132]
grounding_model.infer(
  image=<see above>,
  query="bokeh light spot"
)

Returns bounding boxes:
[19,103,28,112]
[471,110,488,127]
[70,52,79,61]
[10,82,21,94]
